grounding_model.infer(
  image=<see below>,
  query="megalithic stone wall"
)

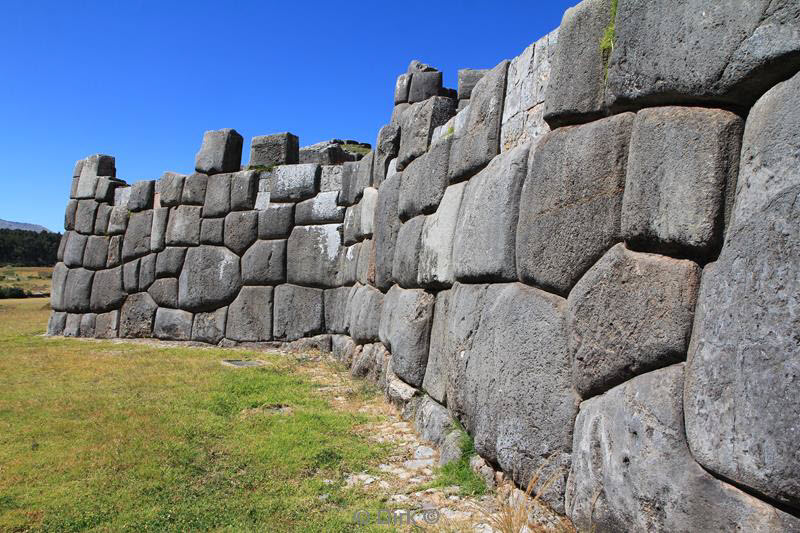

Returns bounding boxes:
[48,1,800,529]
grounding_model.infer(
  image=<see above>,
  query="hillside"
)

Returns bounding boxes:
[0,219,51,232]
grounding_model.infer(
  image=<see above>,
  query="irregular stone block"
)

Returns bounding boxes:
[356,238,373,285]
[372,123,401,187]
[373,172,402,291]
[107,235,122,268]
[394,73,411,104]
[568,244,701,398]
[397,96,457,170]
[566,364,800,532]
[358,187,377,238]
[249,133,299,167]
[378,285,434,387]
[57,232,68,262]
[295,191,344,225]
[63,268,94,313]
[107,206,128,235]
[127,180,154,212]
[408,70,443,104]
[286,224,341,287]
[414,395,451,446]
[226,286,273,342]
[337,243,360,286]
[153,307,193,340]
[178,245,241,311]
[64,232,88,268]
[194,128,243,175]
[79,313,96,337]
[348,284,384,344]
[75,154,114,199]
[398,136,451,221]
[452,144,528,282]
[150,207,168,252]
[229,170,258,211]
[447,60,508,182]
[95,177,123,204]
[392,215,425,288]
[123,259,140,293]
[338,161,366,206]
[323,287,351,334]
[90,266,125,312]
[74,199,98,234]
[64,199,78,231]
[241,239,286,285]
[119,292,157,338]
[272,284,324,341]
[422,288,451,404]
[64,313,82,337]
[258,203,294,239]
[122,210,153,260]
[138,253,156,290]
[457,69,488,100]
[182,173,208,205]
[93,204,111,235]
[155,246,187,278]
[50,263,69,311]
[622,106,744,258]
[224,211,258,255]
[270,164,320,202]
[192,307,227,344]
[390,102,411,126]
[342,204,361,246]
[158,172,185,207]
[418,182,465,289]
[200,217,224,245]
[202,173,231,217]
[113,186,131,207]
[516,113,634,294]
[320,165,342,192]
[148,278,178,308]
[95,310,119,339]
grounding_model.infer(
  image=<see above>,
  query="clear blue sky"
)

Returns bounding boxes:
[0,0,576,232]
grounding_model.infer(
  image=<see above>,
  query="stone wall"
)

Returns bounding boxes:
[48,1,800,529]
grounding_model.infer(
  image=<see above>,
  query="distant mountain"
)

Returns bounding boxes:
[0,219,52,233]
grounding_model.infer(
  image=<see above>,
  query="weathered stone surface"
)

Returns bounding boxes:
[123,259,140,293]
[128,181,154,212]
[114,186,131,207]
[153,307,193,340]
[64,232,87,267]
[93,204,111,235]
[422,288,451,404]
[391,215,425,288]
[64,199,78,231]
[195,128,243,175]
[299,140,363,165]
[95,177,123,204]
[122,210,153,260]
[63,313,82,337]
[57,232,68,262]
[283,334,333,354]
[337,243,360,286]
[119,292,157,338]
[320,165,342,192]
[567,364,800,532]
[372,123,401,187]
[90,266,125,312]
[414,395,451,446]
[331,334,356,363]
[229,170,258,211]
[447,60,509,182]
[452,144,528,282]
[543,0,610,127]
[241,239,285,285]
[342,204,361,246]
[408,70,443,104]
[50,263,69,311]
[64,268,94,313]
[202,173,231,217]
[107,235,122,268]
[149,207,167,253]
[295,191,344,225]
[568,244,701,398]
[158,172,185,207]
[418,182,465,289]
[82,236,108,270]
[138,253,156,290]
[622,107,744,258]
[200,217,224,245]
[390,103,411,126]
[457,69,488,100]
[398,136,451,220]
[338,161,366,206]
[192,307,227,344]
[270,164,320,202]
[224,211,258,255]
[178,246,241,311]
[324,287,351,334]
[225,286,272,342]
[79,313,96,337]
[75,199,98,234]
[607,0,800,111]
[272,284,324,341]
[397,97,457,170]
[286,224,340,287]
[155,247,186,278]
[394,73,411,105]
[516,113,634,294]
[107,206,128,235]
[95,310,119,339]
[378,285,434,387]
[373,172,402,291]
[348,284,384,344]
[249,133,299,167]
[182,173,208,205]
[358,187,377,239]
[75,154,114,199]
[148,278,178,308]
[258,203,294,239]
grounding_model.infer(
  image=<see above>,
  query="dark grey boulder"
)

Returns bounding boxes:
[391,215,425,288]
[107,206,128,235]
[323,287,351,334]
[452,144,528,283]
[153,307,193,340]
[90,266,125,312]
[64,199,78,231]
[394,73,411,105]
[286,224,341,288]
[155,247,187,278]
[224,211,258,255]
[398,137,452,221]
[50,263,69,311]
[226,286,273,342]
[230,170,259,211]
[182,173,208,205]
[566,364,800,532]
[95,310,119,339]
[338,161,365,206]
[516,113,634,295]
[138,253,156,290]
[95,177,124,204]
[418,182,465,289]
[150,207,169,252]
[57,232,68,262]
[408,70,443,104]
[148,278,178,308]
[348,284,384,344]
[192,307,227,344]
[123,259,140,293]
[258,203,294,239]
[372,123,401,187]
[127,180,154,212]
[158,172,185,207]
[202,173,231,217]
[272,284,324,341]
[397,97,457,170]
[74,199,98,234]
[200,217,224,245]
[194,128,243,175]
[64,268,94,313]
[622,106,744,258]
[270,164,320,202]
[64,232,88,267]
[568,244,701,399]
[164,206,201,246]
[457,68,488,100]
[122,210,153,261]
[249,133,299,167]
[373,172,403,291]
[295,191,344,225]
[241,239,286,285]
[119,292,157,338]
[378,285,434,387]
[178,245,241,311]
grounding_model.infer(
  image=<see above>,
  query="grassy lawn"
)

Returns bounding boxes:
[0,299,396,532]
[0,266,53,296]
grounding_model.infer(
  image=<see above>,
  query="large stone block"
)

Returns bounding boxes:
[158,172,185,207]
[272,284,324,341]
[50,262,69,311]
[457,68,488,100]
[95,310,119,339]
[192,307,227,344]
[372,123,401,187]
[182,173,208,205]
[224,211,258,255]
[447,60,509,182]
[421,288,451,404]
[566,364,800,532]
[295,191,344,225]
[230,170,259,211]
[286,224,341,287]
[79,313,96,338]
[148,278,178,308]
[95,177,123,204]
[356,238,373,286]
[516,113,634,294]
[150,207,169,252]
[74,199,98,234]
[200,217,224,245]
[93,204,111,235]
[202,173,231,217]
[258,202,294,239]
[63,232,87,267]
[122,210,153,260]
[226,286,273,342]
[348,284,384,344]
[153,308,193,341]
[378,285,434,387]
[320,165,342,192]
[195,128,243,175]
[607,0,800,111]
[127,181,154,212]
[394,73,411,104]
[119,292,157,338]
[138,253,156,290]
[391,215,425,288]
[75,154,115,199]
[63,268,94,313]
[82,236,108,270]
[178,245,241,311]
[338,161,368,206]
[622,106,744,258]
[323,287,351,334]
[373,172,402,291]
[342,204,361,246]
[408,70,443,104]
[398,136,451,221]
[90,266,125,312]
[397,96,457,170]
[155,246,186,278]
[162,205,199,247]
[107,206,128,235]
[123,259,140,293]
[241,239,286,285]
[107,235,122,268]
[249,133,299,167]
[337,243,360,286]
[452,144,528,283]
[418,182,465,289]
[64,199,78,231]
[270,164,320,202]
[568,244,701,398]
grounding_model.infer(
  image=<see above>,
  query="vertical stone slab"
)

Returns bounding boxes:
[286,224,341,288]
[272,284,324,341]
[226,286,273,342]
[418,182,466,289]
[397,96,457,170]
[119,292,157,338]
[373,172,402,291]
[195,128,243,175]
[378,285,434,387]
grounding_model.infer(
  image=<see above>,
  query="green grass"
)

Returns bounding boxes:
[599,0,619,79]
[340,144,370,156]
[0,299,396,532]
[0,266,53,296]
[423,422,486,497]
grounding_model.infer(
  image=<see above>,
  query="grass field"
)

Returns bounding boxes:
[0,298,396,532]
[0,266,53,296]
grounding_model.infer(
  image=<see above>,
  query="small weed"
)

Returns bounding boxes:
[424,421,487,496]
[599,0,619,79]
[340,143,371,156]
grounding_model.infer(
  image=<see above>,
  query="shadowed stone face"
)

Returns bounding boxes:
[178,246,241,312]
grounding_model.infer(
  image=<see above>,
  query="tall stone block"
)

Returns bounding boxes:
[418,182,465,289]
[195,128,243,175]
[372,123,400,187]
[166,205,202,246]
[391,215,425,289]
[192,307,227,344]
[249,133,299,167]
[122,210,153,261]
[286,224,341,288]
[241,239,286,285]
[397,96,457,170]
[398,136,452,221]
[119,292,157,338]
[272,284,324,341]
[226,286,273,342]
[178,245,241,311]
[373,172,402,291]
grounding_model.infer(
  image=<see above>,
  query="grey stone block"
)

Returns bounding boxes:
[373,172,403,291]
[390,102,411,126]
[457,69,488,100]
[295,191,345,225]
[373,123,401,187]
[337,243,360,286]
[414,395,451,446]
[398,136,452,221]
[566,364,800,532]
[202,173,231,217]
[339,161,366,206]
[192,307,227,344]
[178,245,241,311]
[64,268,94,313]
[568,244,701,398]
[148,278,178,308]
[65,199,78,231]
[397,96,457,170]
[272,284,324,341]
[64,232,88,267]
[226,286,273,342]
[182,173,208,205]
[392,215,425,288]
[200,217,224,245]
[452,144,528,283]
[422,288,451,404]
[165,206,201,246]
[123,259,140,293]
[378,285,434,387]
[356,238,373,286]
[128,180,154,212]
[258,203,294,239]
[418,182,466,289]
[93,204,111,235]
[119,292,157,338]
[90,266,124,312]
[394,73,412,104]
[155,246,187,278]
[324,287,351,334]
[113,186,131,207]
[153,307,193,340]
[447,60,508,182]
[224,211,258,255]
[79,313,96,337]
[95,310,119,339]
[516,113,634,294]
[230,170,259,211]
[158,172,185,207]
[75,154,115,199]
[57,232,67,262]
[138,253,156,290]
[122,210,153,261]
[622,107,744,258]
[270,164,320,202]
[249,133,299,167]
[195,128,243,175]
[286,224,341,288]
[74,199,98,234]
[50,262,69,311]
[320,165,343,192]
[107,235,122,268]
[64,313,82,337]
[107,206,128,235]
[342,204,361,246]
[348,284,384,344]
[95,177,123,204]
[150,207,169,252]
[241,239,286,285]
[408,70,443,104]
